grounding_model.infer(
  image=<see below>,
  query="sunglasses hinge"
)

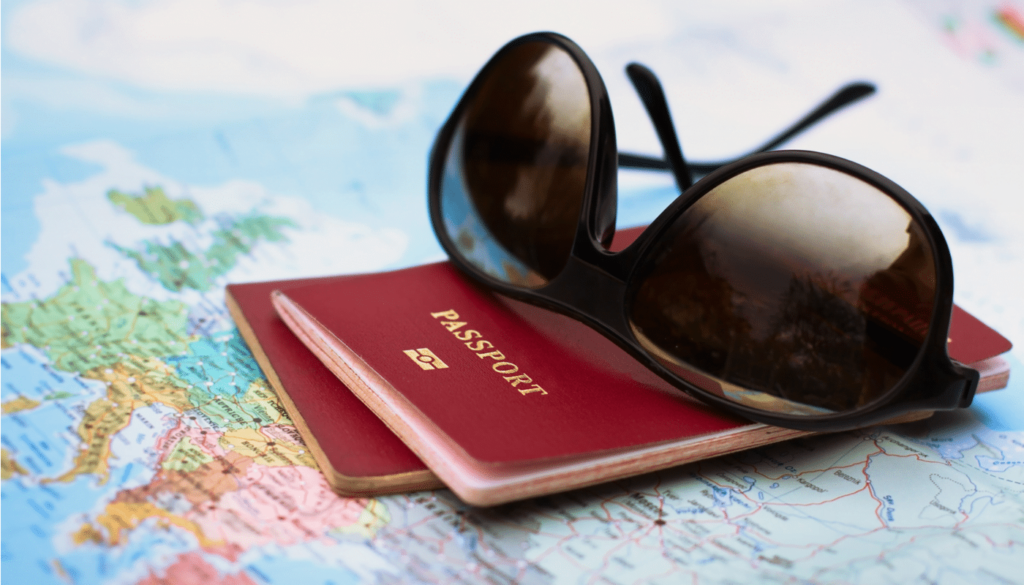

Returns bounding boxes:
[950,360,981,408]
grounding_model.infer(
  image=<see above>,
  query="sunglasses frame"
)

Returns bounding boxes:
[427,32,980,431]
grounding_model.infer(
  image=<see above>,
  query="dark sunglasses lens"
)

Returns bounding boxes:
[437,41,591,287]
[628,163,937,416]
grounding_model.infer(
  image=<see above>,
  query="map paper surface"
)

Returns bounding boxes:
[3,0,1023,583]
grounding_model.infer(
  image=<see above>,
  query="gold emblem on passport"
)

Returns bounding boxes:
[403,348,449,370]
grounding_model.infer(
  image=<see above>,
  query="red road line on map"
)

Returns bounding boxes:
[748,444,884,482]
[767,482,874,508]
[860,438,890,527]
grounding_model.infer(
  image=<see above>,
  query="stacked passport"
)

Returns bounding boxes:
[227,229,1012,506]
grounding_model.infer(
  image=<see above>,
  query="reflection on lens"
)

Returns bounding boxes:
[628,163,936,416]
[439,41,591,287]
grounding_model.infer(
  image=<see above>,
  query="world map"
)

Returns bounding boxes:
[3,0,1024,583]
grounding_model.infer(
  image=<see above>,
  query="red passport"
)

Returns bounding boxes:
[266,239,1011,506]
[227,280,441,494]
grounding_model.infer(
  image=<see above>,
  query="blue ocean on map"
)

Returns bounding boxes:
[1,344,182,584]
[2,76,466,278]
[244,553,360,585]
[1,473,196,584]
[2,346,104,476]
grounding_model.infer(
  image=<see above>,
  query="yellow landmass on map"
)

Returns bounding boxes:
[85,357,194,412]
[163,436,215,473]
[219,426,316,468]
[72,522,105,546]
[53,358,193,484]
[2,395,41,415]
[53,394,133,484]
[51,559,72,584]
[191,379,296,432]
[240,381,294,426]
[1,448,28,480]
[94,500,220,548]
[1,319,12,349]
[331,498,391,540]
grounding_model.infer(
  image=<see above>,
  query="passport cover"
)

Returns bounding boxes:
[268,245,1011,506]
[227,279,443,495]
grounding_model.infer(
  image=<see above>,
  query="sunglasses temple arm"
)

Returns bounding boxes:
[625,63,694,191]
[619,81,877,176]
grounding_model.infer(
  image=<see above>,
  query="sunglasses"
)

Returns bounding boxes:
[427,32,978,432]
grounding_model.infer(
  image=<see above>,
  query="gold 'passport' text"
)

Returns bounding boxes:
[431,310,548,396]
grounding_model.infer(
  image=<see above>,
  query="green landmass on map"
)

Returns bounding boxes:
[107,186,204,225]
[0,258,192,373]
[45,391,76,400]
[0,245,314,491]
[111,212,297,292]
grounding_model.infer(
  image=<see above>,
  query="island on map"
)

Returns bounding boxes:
[107,186,204,226]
